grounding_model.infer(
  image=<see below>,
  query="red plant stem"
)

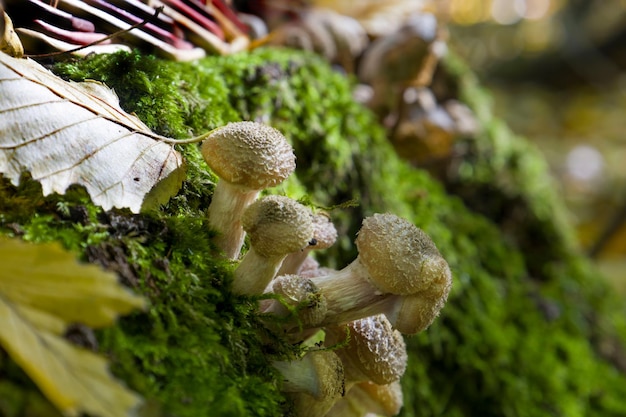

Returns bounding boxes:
[208,0,248,33]
[162,0,224,39]
[33,19,111,44]
[84,0,194,49]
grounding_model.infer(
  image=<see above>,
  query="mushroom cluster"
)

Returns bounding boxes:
[200,121,452,417]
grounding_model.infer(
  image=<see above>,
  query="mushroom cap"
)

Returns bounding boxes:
[355,213,449,295]
[391,265,452,334]
[201,121,296,190]
[327,314,407,385]
[242,195,314,258]
[270,274,328,327]
[310,212,338,250]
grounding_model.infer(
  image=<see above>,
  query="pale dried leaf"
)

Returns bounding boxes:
[0,237,145,417]
[0,51,185,213]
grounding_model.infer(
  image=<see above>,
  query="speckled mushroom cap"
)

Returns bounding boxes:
[242,195,314,257]
[201,121,296,190]
[310,212,338,250]
[327,314,407,385]
[355,213,450,295]
[270,274,328,327]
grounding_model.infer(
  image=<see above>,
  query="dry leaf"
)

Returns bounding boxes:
[0,7,23,58]
[0,51,185,213]
[0,237,146,417]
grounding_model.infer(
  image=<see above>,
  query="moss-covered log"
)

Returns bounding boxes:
[1,48,626,417]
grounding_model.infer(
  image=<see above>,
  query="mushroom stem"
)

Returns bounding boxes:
[233,247,282,295]
[276,246,310,277]
[207,182,258,259]
[325,380,404,417]
[273,350,345,417]
[313,260,389,325]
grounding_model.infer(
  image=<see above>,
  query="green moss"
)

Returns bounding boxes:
[2,47,626,417]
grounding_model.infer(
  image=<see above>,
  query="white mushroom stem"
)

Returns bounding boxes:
[312,263,451,333]
[313,260,390,325]
[234,247,287,295]
[276,242,315,278]
[207,182,259,259]
[232,196,313,295]
[273,350,345,417]
[325,380,404,417]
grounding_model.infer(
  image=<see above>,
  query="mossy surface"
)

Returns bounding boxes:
[1,47,626,417]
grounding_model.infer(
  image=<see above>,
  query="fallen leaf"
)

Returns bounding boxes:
[0,51,185,213]
[0,237,146,417]
[0,6,23,58]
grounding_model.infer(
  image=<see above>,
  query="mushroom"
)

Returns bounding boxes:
[232,195,313,295]
[325,380,404,417]
[201,122,296,259]
[324,314,407,387]
[311,213,452,333]
[277,211,338,276]
[272,350,345,417]
[296,314,406,416]
[260,274,328,335]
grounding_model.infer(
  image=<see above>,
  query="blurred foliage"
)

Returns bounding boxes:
[447,0,626,293]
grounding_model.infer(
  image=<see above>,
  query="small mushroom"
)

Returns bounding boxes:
[260,274,328,333]
[201,122,296,259]
[324,314,407,387]
[232,195,313,295]
[311,213,452,333]
[273,350,345,417]
[278,211,338,276]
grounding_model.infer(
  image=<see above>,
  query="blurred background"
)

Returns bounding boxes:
[446,0,626,291]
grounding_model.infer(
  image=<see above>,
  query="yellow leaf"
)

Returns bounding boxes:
[1,237,145,327]
[0,7,23,58]
[0,238,145,417]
